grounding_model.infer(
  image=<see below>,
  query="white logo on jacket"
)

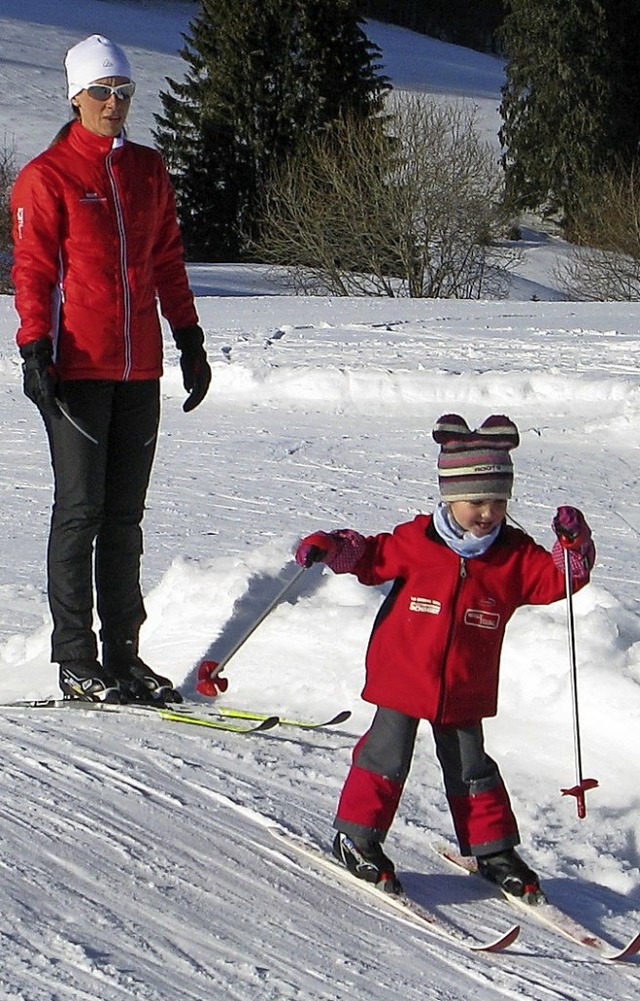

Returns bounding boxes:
[464,609,500,629]
[409,596,441,614]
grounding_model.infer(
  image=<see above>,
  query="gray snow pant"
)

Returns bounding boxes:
[334,707,519,856]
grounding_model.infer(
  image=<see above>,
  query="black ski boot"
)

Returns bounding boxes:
[59,660,121,703]
[332,832,404,895]
[103,640,182,704]
[476,848,541,899]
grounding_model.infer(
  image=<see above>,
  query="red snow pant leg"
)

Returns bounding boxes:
[334,707,419,843]
[432,722,520,856]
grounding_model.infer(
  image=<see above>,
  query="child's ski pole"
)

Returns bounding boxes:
[559,547,598,818]
[197,557,318,693]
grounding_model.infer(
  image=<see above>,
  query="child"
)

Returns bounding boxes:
[295,414,595,898]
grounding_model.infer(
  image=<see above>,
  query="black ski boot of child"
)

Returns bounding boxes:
[476,848,541,899]
[333,832,404,895]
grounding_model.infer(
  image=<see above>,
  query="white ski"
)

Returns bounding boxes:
[432,842,640,962]
[269,826,520,953]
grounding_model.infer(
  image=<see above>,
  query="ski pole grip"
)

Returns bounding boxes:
[304,544,326,567]
[557,528,578,549]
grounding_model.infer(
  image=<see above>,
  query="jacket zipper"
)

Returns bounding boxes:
[435,556,467,722]
[106,150,132,379]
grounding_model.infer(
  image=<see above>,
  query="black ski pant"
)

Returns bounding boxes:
[39,379,160,664]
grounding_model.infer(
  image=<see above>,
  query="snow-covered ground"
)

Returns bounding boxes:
[0,3,639,999]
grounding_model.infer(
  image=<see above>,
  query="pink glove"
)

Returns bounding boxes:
[295,531,337,567]
[295,529,366,573]
[552,507,591,551]
[551,507,595,577]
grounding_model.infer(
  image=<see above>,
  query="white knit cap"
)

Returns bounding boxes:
[64,34,133,101]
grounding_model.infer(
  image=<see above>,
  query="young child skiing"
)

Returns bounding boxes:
[295,414,595,898]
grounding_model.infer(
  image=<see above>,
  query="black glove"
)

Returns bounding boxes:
[173,325,212,413]
[19,337,60,419]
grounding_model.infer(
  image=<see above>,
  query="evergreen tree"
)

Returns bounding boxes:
[604,0,640,164]
[499,0,611,224]
[499,0,640,228]
[154,0,389,260]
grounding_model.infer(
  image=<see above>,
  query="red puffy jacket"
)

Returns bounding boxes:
[351,515,590,725]
[11,121,198,380]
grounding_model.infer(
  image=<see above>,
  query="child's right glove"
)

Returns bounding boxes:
[551,506,595,575]
[295,529,366,573]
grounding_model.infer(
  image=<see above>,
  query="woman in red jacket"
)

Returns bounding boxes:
[295,414,595,898]
[11,35,211,704]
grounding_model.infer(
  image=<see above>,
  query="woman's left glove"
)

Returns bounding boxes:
[19,337,60,419]
[173,325,212,412]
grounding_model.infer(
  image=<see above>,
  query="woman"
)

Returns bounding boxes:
[11,35,211,704]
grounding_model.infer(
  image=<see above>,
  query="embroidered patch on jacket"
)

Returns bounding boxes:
[464,609,500,629]
[409,596,441,614]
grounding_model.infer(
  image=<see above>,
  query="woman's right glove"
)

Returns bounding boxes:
[19,337,60,419]
[295,529,366,573]
[551,506,595,575]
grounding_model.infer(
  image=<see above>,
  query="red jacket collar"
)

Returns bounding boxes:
[67,120,126,160]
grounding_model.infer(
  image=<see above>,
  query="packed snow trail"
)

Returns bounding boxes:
[0,707,638,1000]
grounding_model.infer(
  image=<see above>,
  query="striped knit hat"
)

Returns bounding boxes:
[432,414,519,501]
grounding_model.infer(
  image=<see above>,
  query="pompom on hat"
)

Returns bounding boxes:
[64,34,132,101]
[432,414,520,501]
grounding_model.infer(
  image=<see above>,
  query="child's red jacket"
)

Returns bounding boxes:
[349,514,589,725]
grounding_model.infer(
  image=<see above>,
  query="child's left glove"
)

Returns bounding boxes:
[552,506,595,575]
[552,506,591,551]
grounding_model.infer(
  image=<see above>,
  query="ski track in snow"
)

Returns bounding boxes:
[0,710,638,1001]
[2,300,640,1000]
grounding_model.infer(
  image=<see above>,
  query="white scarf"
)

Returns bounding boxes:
[432,502,501,558]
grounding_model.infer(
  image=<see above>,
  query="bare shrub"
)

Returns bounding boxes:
[253,94,519,298]
[0,141,17,294]
[555,165,640,300]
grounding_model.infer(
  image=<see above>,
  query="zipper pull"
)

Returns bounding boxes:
[459,557,467,578]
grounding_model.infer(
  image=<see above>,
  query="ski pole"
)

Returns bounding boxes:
[559,546,598,818]
[198,553,321,689]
